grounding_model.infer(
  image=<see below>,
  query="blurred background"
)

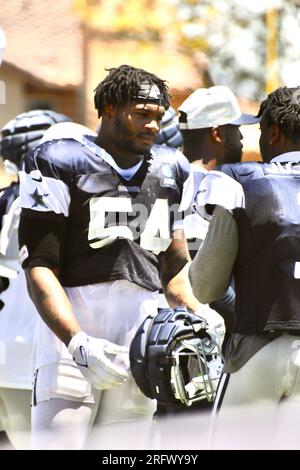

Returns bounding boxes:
[1,0,300,176]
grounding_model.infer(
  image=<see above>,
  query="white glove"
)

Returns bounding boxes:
[194,304,225,337]
[68,331,129,390]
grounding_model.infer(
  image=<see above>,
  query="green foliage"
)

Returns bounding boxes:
[73,0,300,100]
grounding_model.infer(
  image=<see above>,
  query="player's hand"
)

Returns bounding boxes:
[193,305,225,336]
[68,331,129,390]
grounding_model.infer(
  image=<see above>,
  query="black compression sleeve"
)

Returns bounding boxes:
[18,214,66,270]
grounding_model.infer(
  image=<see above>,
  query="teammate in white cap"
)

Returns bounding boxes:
[178,85,259,333]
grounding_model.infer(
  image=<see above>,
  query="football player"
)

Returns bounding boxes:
[18,64,199,449]
[189,86,300,448]
[151,88,258,426]
[0,110,71,449]
[178,86,259,332]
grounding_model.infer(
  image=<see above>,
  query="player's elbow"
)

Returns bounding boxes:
[188,265,224,304]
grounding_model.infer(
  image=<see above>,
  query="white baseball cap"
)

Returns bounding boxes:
[0,27,6,66]
[178,86,260,129]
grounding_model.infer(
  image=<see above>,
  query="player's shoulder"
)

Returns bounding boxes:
[151,144,190,177]
[0,181,19,199]
[23,122,97,174]
[0,182,19,216]
[196,169,245,211]
[217,161,264,181]
[40,122,96,145]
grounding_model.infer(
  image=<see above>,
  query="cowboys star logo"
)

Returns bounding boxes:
[30,188,49,208]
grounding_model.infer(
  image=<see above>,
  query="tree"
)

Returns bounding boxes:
[73,0,177,38]
[171,0,300,100]
[73,0,300,99]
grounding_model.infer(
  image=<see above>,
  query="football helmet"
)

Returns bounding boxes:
[155,106,183,149]
[130,307,224,407]
[0,109,72,174]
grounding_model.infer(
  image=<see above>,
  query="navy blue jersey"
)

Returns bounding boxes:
[19,128,190,291]
[0,182,19,230]
[219,156,300,333]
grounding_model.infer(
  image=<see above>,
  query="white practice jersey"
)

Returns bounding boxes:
[0,195,38,389]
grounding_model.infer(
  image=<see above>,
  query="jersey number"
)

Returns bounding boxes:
[88,196,171,254]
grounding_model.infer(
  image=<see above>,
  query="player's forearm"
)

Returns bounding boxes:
[25,266,81,346]
[160,230,198,310]
[164,262,200,311]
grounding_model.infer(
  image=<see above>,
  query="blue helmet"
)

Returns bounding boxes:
[155,106,183,149]
[0,109,72,172]
[130,307,224,407]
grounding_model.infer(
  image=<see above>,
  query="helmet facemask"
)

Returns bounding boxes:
[170,330,224,406]
[130,307,224,407]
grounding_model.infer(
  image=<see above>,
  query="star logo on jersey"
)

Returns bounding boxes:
[30,188,49,209]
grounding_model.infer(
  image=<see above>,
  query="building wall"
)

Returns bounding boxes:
[0,67,81,187]
[0,67,25,128]
[0,66,80,129]
[25,85,80,123]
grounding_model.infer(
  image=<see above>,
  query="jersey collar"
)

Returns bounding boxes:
[271,151,300,164]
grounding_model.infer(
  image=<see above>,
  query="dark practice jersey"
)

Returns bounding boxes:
[219,154,300,333]
[0,182,19,230]
[0,182,21,281]
[19,125,191,291]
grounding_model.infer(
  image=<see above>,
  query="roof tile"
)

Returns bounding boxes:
[1,0,83,87]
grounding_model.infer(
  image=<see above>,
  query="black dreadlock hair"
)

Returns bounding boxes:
[257,86,300,143]
[94,64,170,118]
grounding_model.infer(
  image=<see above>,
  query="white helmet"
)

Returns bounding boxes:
[0,28,6,66]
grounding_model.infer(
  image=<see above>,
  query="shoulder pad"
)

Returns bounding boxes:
[40,122,97,145]
[196,170,245,211]
[1,110,72,170]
